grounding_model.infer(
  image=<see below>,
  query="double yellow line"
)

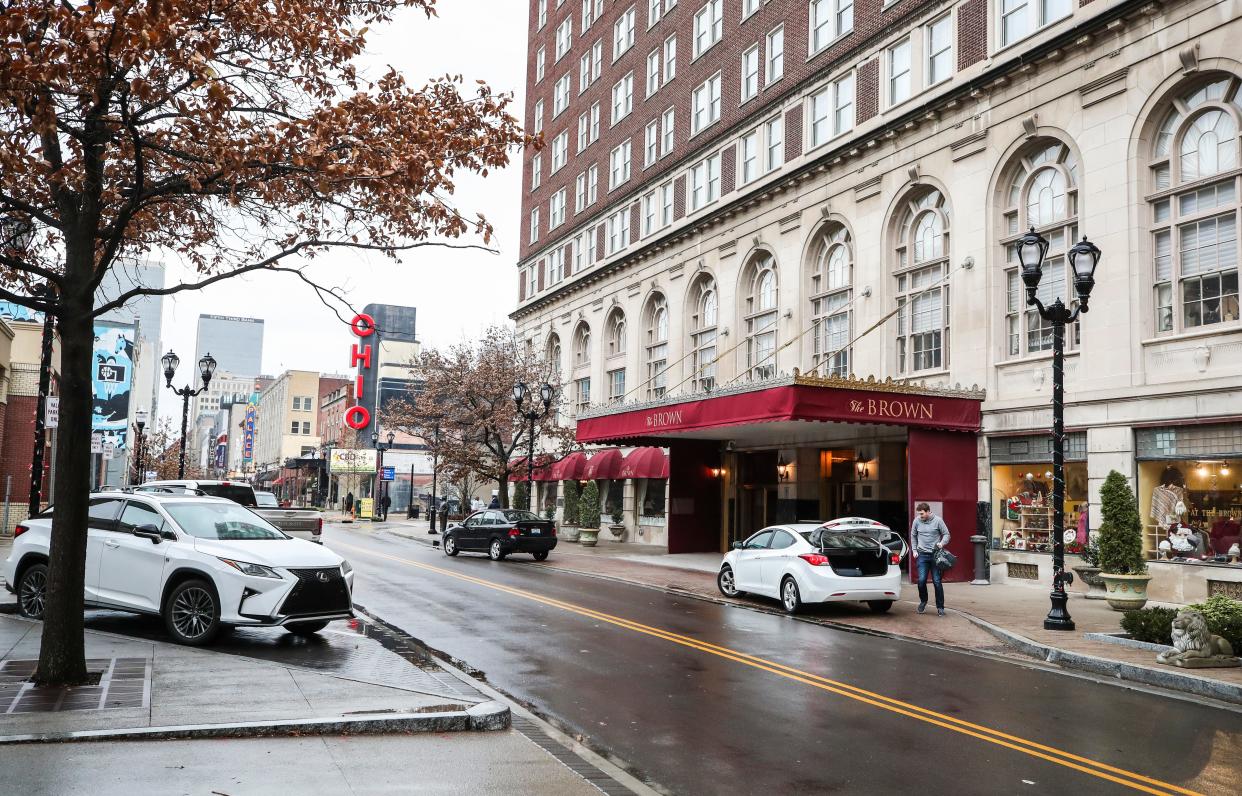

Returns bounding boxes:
[337,540,1202,796]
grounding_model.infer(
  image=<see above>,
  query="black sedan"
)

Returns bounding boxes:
[443,509,557,561]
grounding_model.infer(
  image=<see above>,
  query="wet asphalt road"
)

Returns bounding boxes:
[328,525,1242,796]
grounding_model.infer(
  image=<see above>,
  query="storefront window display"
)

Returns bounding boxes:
[639,478,667,518]
[989,434,1088,554]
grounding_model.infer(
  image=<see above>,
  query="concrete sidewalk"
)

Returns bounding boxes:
[377,518,1242,704]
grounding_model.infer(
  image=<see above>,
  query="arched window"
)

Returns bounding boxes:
[604,308,626,403]
[809,223,852,376]
[1149,75,1241,334]
[546,332,562,377]
[740,253,779,380]
[893,188,950,374]
[572,321,591,369]
[999,139,1080,356]
[688,274,718,392]
[605,307,627,358]
[643,293,669,399]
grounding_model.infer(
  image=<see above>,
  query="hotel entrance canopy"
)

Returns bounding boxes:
[576,374,984,445]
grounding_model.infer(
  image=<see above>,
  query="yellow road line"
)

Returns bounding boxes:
[338,540,1201,796]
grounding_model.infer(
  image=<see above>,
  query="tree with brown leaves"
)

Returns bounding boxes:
[385,326,576,509]
[0,0,532,684]
[129,418,203,482]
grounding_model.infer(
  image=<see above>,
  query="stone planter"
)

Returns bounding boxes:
[560,526,580,543]
[1072,565,1107,600]
[579,528,599,547]
[609,523,626,542]
[1099,572,1153,611]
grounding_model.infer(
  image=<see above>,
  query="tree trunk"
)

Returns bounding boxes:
[34,292,93,685]
[498,473,509,509]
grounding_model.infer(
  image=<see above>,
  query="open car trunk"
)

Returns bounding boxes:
[813,530,890,577]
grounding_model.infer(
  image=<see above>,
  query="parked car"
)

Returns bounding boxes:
[817,516,909,563]
[4,492,354,645]
[139,480,323,543]
[717,520,902,614]
[443,509,557,561]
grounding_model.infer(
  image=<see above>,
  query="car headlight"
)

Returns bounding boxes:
[340,559,353,577]
[218,558,282,579]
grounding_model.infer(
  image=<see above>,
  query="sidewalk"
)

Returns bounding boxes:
[380,518,1242,704]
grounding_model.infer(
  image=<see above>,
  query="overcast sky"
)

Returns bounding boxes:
[155,1,528,422]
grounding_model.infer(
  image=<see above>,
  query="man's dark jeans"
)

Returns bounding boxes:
[916,551,945,610]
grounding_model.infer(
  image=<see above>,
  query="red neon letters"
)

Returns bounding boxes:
[345,313,375,430]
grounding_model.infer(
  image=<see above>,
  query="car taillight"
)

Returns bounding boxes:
[14,523,29,538]
[891,553,900,565]
[798,553,831,566]
[317,516,323,533]
[508,528,520,538]
[551,525,557,536]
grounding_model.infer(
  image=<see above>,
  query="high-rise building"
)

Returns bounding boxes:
[512,0,1242,601]
[194,314,264,379]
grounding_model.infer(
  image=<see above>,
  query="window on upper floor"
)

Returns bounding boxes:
[582,0,604,32]
[536,46,546,82]
[551,130,569,172]
[1000,0,1071,49]
[689,152,720,211]
[533,100,544,134]
[614,6,637,59]
[661,180,675,227]
[692,72,722,135]
[648,0,663,27]
[688,274,718,392]
[531,153,543,190]
[893,188,952,374]
[643,293,669,398]
[741,252,779,381]
[739,115,783,185]
[1000,139,1081,357]
[572,321,592,368]
[810,72,853,148]
[550,188,567,229]
[645,119,660,166]
[538,0,548,29]
[693,0,723,58]
[927,15,953,86]
[577,111,591,151]
[556,17,574,61]
[608,368,626,403]
[808,223,853,377]
[605,308,627,358]
[1148,75,1241,336]
[810,0,852,55]
[553,74,571,117]
[888,38,911,107]
[767,26,785,85]
[743,0,760,19]
[547,332,563,375]
[530,208,541,243]
[611,72,634,124]
[609,139,632,188]
[548,246,565,284]
[573,376,592,414]
[647,48,662,96]
[741,45,760,103]
[661,106,676,155]
[606,208,630,254]
[664,34,678,81]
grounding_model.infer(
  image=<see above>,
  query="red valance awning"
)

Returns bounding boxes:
[511,456,555,481]
[582,448,624,480]
[617,447,669,479]
[551,451,589,481]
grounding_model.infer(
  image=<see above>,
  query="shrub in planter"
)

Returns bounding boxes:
[561,481,580,525]
[513,481,530,512]
[1097,471,1145,575]
[578,481,601,529]
[1120,607,1177,645]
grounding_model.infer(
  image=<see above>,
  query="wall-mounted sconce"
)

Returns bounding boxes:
[1221,463,1232,476]
[855,455,869,480]
[709,466,725,479]
[776,456,791,481]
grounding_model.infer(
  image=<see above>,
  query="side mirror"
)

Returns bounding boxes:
[135,524,163,544]
[160,528,178,542]
[731,541,744,550]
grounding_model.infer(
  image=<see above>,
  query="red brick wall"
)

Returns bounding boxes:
[0,395,43,505]
[784,104,803,161]
[720,143,737,195]
[957,0,988,71]
[520,0,948,262]
[856,58,879,124]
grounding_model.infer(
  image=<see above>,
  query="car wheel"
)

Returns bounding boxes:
[717,565,742,598]
[164,579,221,646]
[867,600,894,614]
[532,551,549,561]
[781,577,802,615]
[444,534,459,557]
[17,563,48,619]
[488,539,506,561]
[285,620,330,636]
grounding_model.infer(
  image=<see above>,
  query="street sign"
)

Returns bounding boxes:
[45,396,59,429]
[381,466,396,481]
[102,443,115,460]
[90,433,103,453]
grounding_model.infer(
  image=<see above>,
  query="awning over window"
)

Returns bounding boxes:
[617,447,669,479]
[582,448,624,480]
[551,451,589,481]
[511,456,555,481]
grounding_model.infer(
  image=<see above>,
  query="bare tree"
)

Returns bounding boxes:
[0,0,532,684]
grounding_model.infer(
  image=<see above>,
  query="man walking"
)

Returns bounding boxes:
[910,502,951,616]
[344,491,354,517]
[380,493,391,521]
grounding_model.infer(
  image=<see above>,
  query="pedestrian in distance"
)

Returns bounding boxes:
[488,495,500,509]
[380,493,391,521]
[344,491,354,516]
[910,502,951,616]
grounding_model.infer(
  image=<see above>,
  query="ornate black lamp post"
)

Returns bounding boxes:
[513,382,553,512]
[162,350,217,479]
[1016,227,1102,632]
[372,429,395,519]
[131,408,149,485]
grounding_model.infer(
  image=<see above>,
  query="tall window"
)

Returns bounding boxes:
[692,72,722,134]
[1000,0,1070,48]
[741,45,760,102]
[693,0,724,57]
[556,17,574,61]
[767,26,785,85]
[1149,75,1241,334]
[644,293,670,398]
[741,253,779,380]
[612,72,634,124]
[894,189,951,373]
[610,140,632,188]
[574,377,592,414]
[927,15,953,86]
[553,74,571,116]
[550,188,567,228]
[606,308,627,358]
[810,0,852,54]
[1000,139,1081,356]
[689,153,720,211]
[546,333,563,380]
[608,369,626,403]
[572,322,592,369]
[809,224,853,376]
[688,275,718,392]
[614,6,636,58]
[887,38,911,106]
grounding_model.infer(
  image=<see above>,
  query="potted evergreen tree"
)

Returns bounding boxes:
[609,503,626,542]
[1070,538,1107,600]
[560,480,581,542]
[1096,471,1152,611]
[578,481,601,547]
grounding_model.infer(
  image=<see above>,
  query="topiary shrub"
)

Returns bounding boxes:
[513,480,530,512]
[1096,471,1146,575]
[1188,595,1242,651]
[579,480,601,529]
[561,480,580,525]
[1120,607,1176,645]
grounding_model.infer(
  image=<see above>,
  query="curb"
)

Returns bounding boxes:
[0,701,510,745]
[952,608,1242,706]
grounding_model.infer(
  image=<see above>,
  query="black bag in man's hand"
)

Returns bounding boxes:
[934,548,957,571]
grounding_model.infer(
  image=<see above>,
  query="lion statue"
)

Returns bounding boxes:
[1156,609,1239,668]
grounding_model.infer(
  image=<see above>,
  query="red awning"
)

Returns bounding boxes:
[617,447,669,479]
[511,456,555,481]
[582,448,624,480]
[551,451,589,480]
[576,380,982,444]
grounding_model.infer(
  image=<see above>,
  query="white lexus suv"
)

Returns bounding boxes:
[4,492,354,645]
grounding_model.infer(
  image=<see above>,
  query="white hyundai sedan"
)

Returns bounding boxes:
[4,492,354,645]
[717,520,902,614]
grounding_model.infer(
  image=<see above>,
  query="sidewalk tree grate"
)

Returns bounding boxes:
[1,657,150,714]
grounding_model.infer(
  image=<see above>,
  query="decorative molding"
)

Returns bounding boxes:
[717,240,737,258]
[1078,67,1128,108]
[854,176,882,201]
[949,130,987,162]
[778,211,801,233]
[907,164,921,184]
[1021,114,1038,138]
[1179,44,1199,75]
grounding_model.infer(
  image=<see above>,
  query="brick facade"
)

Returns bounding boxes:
[856,57,879,124]
[956,0,988,71]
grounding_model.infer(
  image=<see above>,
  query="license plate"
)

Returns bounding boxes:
[531,529,541,535]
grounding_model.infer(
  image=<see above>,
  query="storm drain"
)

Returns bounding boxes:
[1,657,150,714]
[510,715,636,796]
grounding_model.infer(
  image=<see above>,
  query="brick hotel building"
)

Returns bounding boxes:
[512,0,1242,600]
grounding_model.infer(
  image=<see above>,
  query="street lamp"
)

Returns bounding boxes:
[372,429,395,520]
[132,408,149,485]
[514,381,554,512]
[163,350,217,479]
[1018,227,1102,632]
